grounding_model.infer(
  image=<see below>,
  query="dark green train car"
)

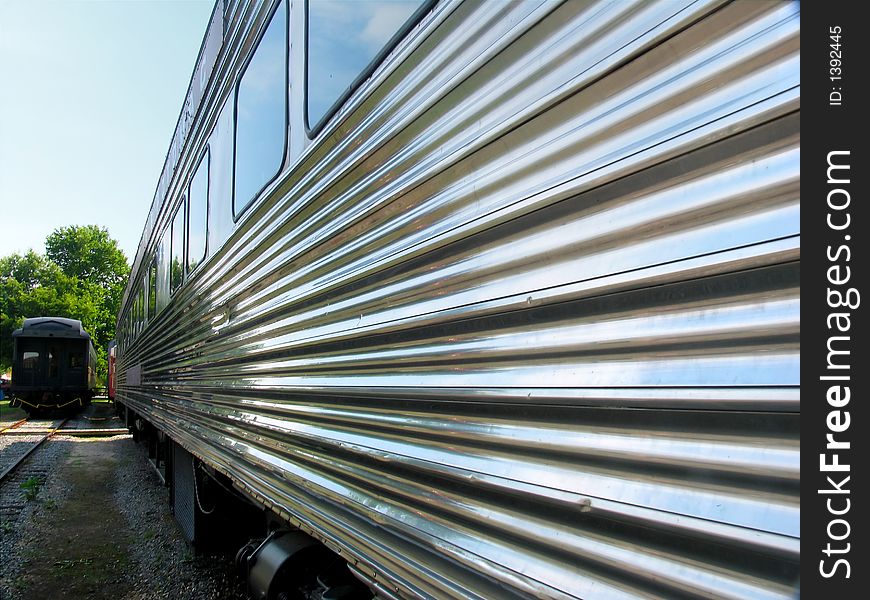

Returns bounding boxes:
[10,317,97,415]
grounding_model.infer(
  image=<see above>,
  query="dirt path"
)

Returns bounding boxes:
[14,437,134,599]
[2,417,250,600]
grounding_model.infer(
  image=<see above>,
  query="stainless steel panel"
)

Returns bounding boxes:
[118,1,800,598]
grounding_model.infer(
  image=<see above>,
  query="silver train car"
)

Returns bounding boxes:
[115,1,800,598]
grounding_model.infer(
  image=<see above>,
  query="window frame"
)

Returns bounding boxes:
[187,147,211,275]
[169,197,187,295]
[232,0,289,222]
[69,351,84,369]
[22,351,40,370]
[148,257,158,319]
[303,0,436,137]
[47,344,59,378]
[137,283,145,333]
[133,288,139,336]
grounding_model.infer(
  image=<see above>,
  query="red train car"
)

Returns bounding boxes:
[107,341,117,402]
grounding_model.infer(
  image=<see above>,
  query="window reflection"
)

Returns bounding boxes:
[188,151,209,272]
[133,290,140,334]
[23,351,39,370]
[234,1,287,218]
[48,346,58,378]
[138,285,145,331]
[307,0,426,130]
[159,228,170,310]
[207,99,234,251]
[148,258,157,318]
[170,201,185,294]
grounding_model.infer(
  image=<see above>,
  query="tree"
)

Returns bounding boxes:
[0,226,129,382]
[46,225,129,289]
[46,226,129,359]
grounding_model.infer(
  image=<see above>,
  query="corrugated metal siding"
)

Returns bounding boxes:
[117,0,800,598]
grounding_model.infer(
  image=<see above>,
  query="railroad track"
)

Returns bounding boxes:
[0,418,28,434]
[0,418,130,483]
[0,418,69,484]
[0,410,129,530]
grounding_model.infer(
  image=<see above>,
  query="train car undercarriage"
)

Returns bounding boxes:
[123,404,372,600]
[10,391,93,417]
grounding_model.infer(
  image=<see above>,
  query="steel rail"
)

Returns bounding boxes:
[0,419,69,484]
[0,418,28,434]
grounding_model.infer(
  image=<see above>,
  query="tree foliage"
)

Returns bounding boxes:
[0,226,129,383]
[46,226,129,289]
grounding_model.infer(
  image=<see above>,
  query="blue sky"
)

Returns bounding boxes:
[0,0,215,264]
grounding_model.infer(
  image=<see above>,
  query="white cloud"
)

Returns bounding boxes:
[360,2,421,50]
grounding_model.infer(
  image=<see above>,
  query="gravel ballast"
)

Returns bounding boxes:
[0,431,251,599]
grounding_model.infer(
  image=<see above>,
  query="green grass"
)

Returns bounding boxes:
[53,557,94,570]
[1,400,28,423]
[20,477,41,501]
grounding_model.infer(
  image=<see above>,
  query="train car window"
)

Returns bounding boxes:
[138,286,145,332]
[207,99,234,252]
[133,293,139,336]
[170,199,186,294]
[233,0,287,219]
[188,150,209,272]
[306,0,430,133]
[48,346,59,378]
[23,351,39,370]
[158,229,170,310]
[69,352,83,368]
[148,258,157,318]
